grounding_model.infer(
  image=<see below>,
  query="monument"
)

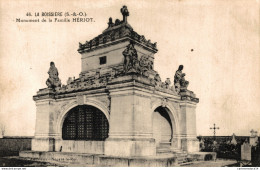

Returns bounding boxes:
[21,6,202,166]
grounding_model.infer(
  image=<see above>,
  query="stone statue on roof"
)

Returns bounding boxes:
[165,78,171,89]
[139,54,153,75]
[174,65,189,93]
[46,62,61,89]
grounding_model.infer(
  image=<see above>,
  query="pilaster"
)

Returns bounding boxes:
[179,101,199,152]
[105,76,156,157]
[32,89,57,151]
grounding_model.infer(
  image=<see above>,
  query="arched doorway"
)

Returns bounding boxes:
[152,106,173,147]
[62,105,109,141]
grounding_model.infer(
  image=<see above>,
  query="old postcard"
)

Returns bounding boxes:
[0,0,259,167]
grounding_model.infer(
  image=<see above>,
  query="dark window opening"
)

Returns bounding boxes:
[99,56,107,65]
[62,105,109,141]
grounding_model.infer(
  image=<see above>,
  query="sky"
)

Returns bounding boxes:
[0,0,259,137]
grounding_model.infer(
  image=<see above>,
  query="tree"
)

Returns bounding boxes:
[0,123,5,137]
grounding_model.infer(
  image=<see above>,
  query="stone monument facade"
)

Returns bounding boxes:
[32,6,199,157]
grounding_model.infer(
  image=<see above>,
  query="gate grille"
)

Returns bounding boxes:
[62,105,109,140]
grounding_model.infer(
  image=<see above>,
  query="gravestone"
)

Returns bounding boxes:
[230,133,237,145]
[241,141,251,161]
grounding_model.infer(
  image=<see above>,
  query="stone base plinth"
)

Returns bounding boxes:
[187,139,200,153]
[98,155,177,167]
[181,138,200,153]
[104,138,156,157]
[19,151,178,167]
[32,138,55,152]
[19,151,95,165]
[58,140,105,154]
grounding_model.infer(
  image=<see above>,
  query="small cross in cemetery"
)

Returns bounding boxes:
[210,123,220,139]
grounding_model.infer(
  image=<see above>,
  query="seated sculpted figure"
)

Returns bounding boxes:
[174,65,189,92]
[46,62,61,89]
[154,73,162,87]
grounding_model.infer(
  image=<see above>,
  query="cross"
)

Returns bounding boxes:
[210,123,220,139]
[121,5,129,23]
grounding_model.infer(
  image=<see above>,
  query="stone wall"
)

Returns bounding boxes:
[81,40,155,74]
[0,137,32,156]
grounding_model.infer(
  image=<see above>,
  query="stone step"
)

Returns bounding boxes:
[156,147,171,151]
[155,147,200,164]
[156,151,172,155]
[171,148,185,152]
[177,157,188,164]
[156,147,188,163]
[159,142,171,147]
[173,153,188,157]
[177,154,192,164]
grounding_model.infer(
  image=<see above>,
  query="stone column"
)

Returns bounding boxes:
[179,101,199,152]
[105,78,156,157]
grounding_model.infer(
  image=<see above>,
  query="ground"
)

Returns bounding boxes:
[181,159,239,167]
[0,156,240,167]
[0,157,60,167]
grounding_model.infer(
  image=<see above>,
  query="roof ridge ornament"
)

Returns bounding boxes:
[107,17,114,28]
[121,5,129,23]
